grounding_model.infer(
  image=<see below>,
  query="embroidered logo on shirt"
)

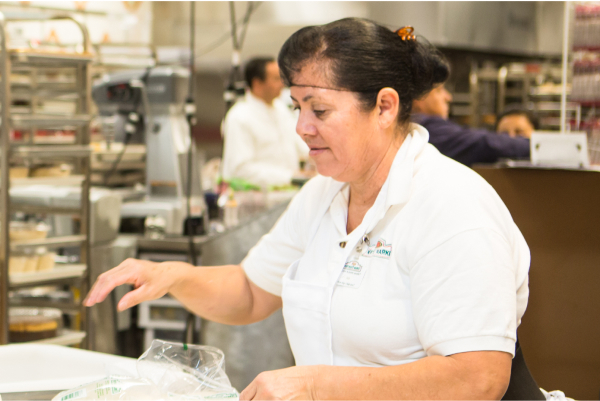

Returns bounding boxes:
[362,238,392,259]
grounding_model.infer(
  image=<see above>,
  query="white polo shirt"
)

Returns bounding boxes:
[221,92,309,187]
[243,124,530,367]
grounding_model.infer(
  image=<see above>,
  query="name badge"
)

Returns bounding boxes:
[336,260,366,288]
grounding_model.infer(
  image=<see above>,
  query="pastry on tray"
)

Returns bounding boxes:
[8,307,61,343]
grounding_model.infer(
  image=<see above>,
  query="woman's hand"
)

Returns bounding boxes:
[84,258,191,311]
[240,366,320,400]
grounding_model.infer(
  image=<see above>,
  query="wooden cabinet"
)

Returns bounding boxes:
[474,165,600,400]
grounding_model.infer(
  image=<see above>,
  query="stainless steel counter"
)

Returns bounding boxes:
[134,199,289,263]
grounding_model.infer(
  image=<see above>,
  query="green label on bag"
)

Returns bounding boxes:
[94,387,121,397]
[60,389,87,401]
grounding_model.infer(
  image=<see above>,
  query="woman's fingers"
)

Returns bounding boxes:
[117,285,150,311]
[239,381,257,401]
[116,279,168,311]
[84,259,153,307]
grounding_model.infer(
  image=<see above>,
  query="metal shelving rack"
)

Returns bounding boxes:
[0,13,93,347]
[461,62,581,130]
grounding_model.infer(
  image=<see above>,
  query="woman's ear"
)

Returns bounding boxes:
[377,88,400,129]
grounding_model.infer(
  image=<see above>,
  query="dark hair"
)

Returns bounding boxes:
[244,57,276,89]
[496,104,540,130]
[278,18,449,125]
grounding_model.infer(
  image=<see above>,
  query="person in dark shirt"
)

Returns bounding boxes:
[412,84,530,167]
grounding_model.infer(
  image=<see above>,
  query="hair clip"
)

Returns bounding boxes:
[396,26,416,41]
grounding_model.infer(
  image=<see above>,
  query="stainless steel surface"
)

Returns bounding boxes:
[135,201,290,254]
[89,237,137,353]
[135,233,209,253]
[370,2,559,55]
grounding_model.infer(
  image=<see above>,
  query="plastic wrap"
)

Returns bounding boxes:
[52,340,239,401]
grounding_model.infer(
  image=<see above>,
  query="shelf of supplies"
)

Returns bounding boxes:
[10,204,81,215]
[9,175,85,187]
[11,145,92,159]
[10,114,92,128]
[11,235,86,252]
[9,298,81,314]
[91,161,145,171]
[9,50,94,66]
[9,264,86,288]
[16,329,87,346]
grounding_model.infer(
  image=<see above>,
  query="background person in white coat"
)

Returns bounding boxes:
[85,19,544,400]
[221,57,308,188]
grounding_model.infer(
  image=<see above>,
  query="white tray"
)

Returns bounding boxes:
[0,343,137,393]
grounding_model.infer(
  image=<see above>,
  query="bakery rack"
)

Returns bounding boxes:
[459,61,581,131]
[0,13,93,347]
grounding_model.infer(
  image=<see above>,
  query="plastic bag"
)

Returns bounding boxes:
[52,340,239,401]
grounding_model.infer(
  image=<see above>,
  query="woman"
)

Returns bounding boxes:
[85,19,534,399]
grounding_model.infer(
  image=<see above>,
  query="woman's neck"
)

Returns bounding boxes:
[346,134,404,233]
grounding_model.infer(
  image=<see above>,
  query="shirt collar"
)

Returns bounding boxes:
[246,90,274,108]
[382,123,429,209]
[323,123,430,236]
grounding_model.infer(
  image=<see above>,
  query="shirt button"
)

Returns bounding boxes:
[339,241,347,248]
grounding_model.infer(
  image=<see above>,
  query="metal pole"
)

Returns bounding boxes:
[79,60,92,349]
[497,66,507,114]
[189,1,195,102]
[0,11,10,345]
[560,1,570,134]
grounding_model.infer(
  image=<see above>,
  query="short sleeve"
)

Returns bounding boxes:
[410,228,518,357]
[242,177,332,295]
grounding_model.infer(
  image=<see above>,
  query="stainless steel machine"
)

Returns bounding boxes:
[92,67,206,236]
